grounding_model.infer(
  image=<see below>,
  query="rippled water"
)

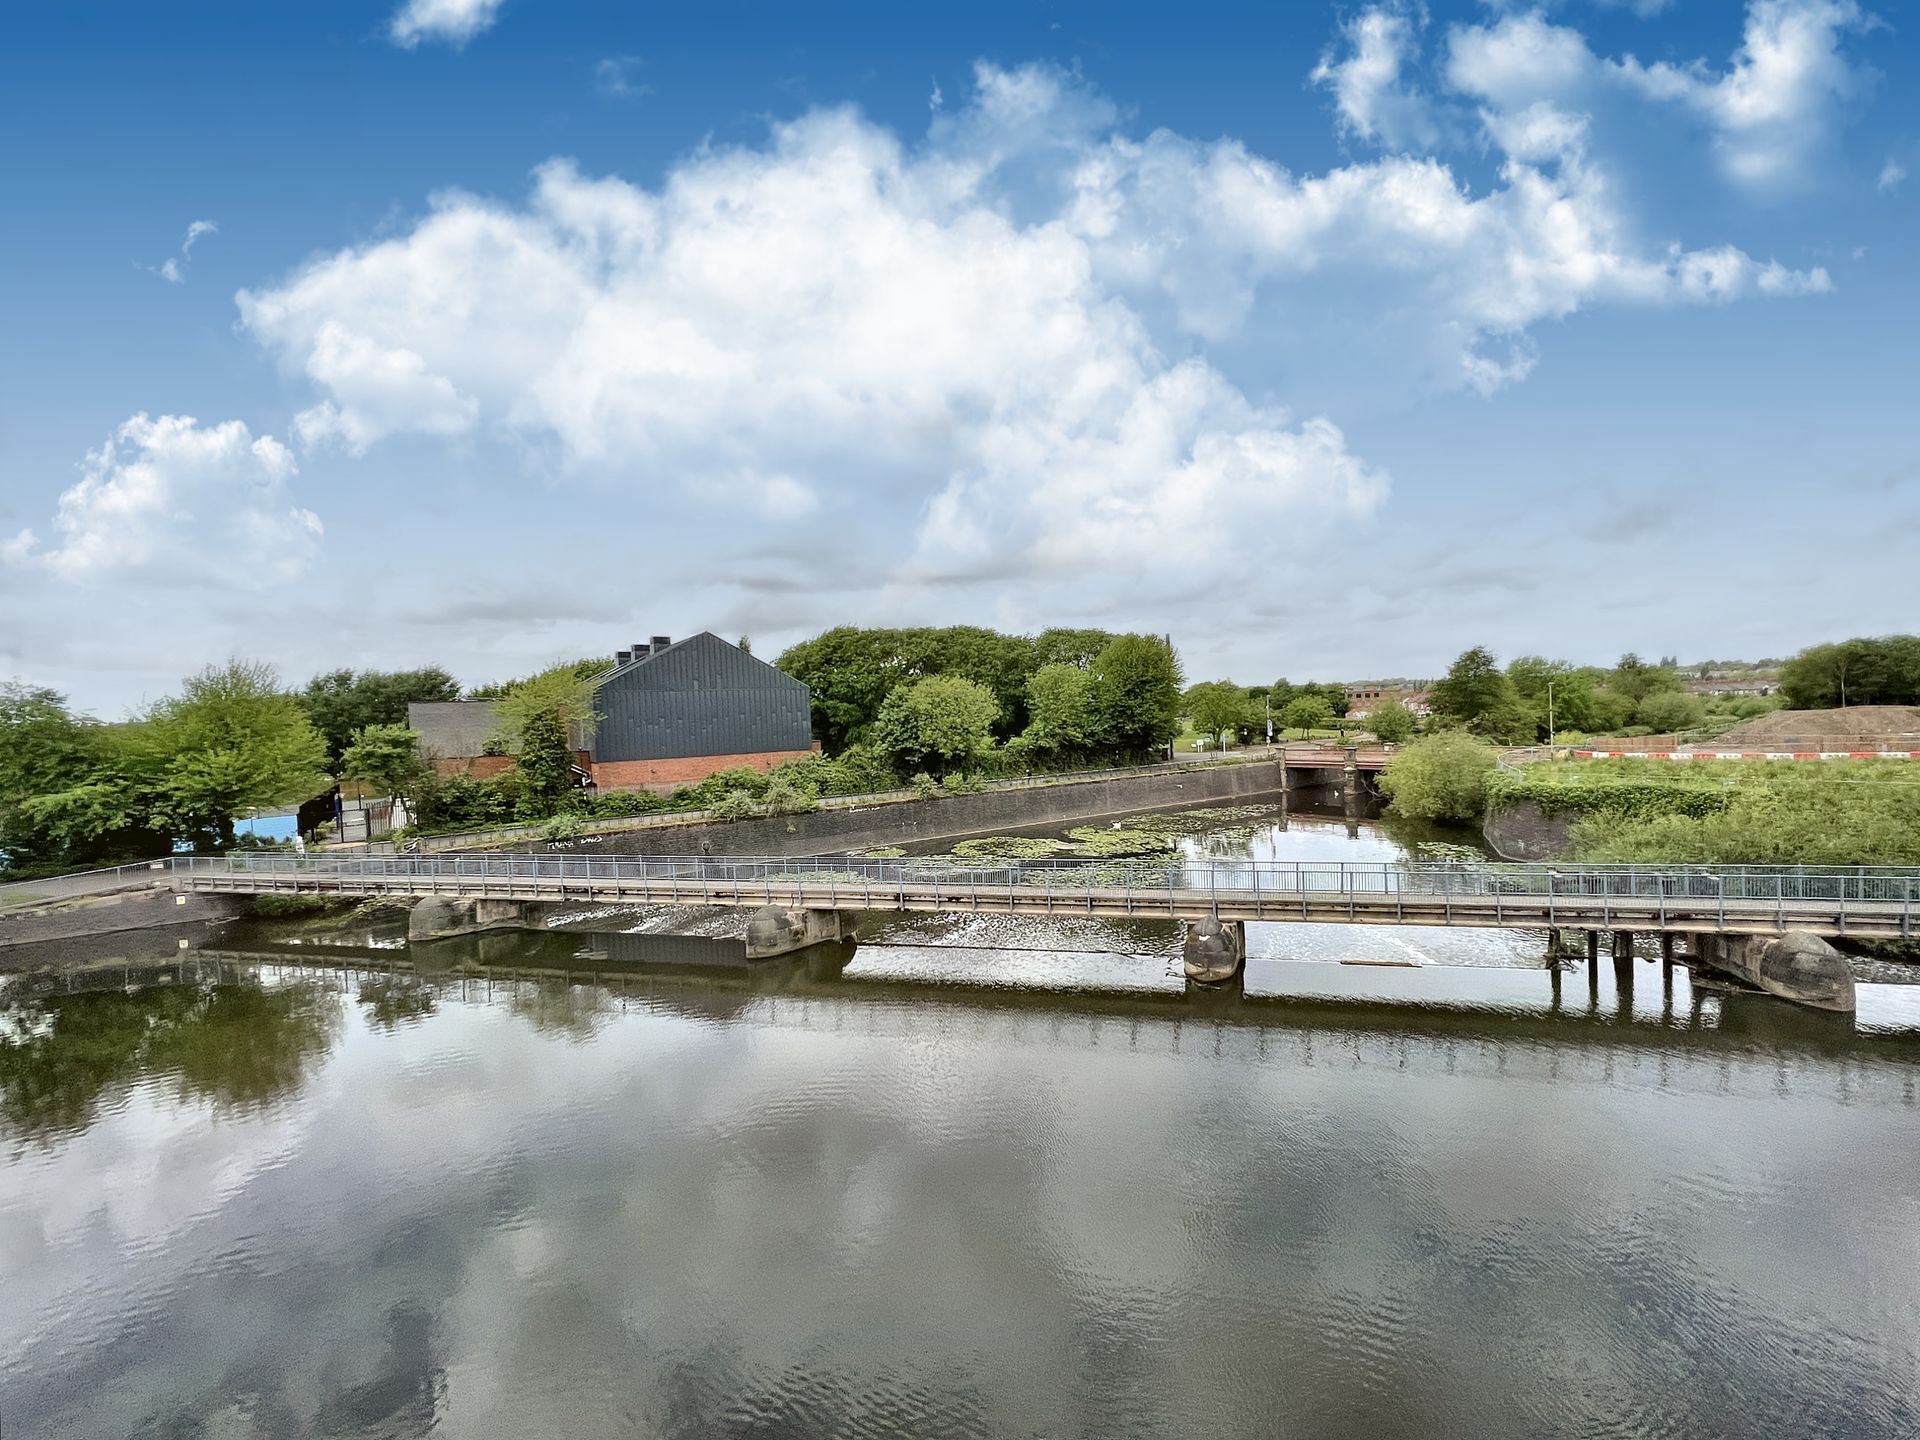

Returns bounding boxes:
[4,807,1920,1438]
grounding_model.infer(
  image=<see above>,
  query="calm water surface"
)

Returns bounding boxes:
[4,807,1919,1438]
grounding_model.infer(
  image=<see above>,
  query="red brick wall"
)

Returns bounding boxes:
[592,749,818,793]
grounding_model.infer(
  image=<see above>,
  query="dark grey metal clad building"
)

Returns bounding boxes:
[591,632,813,770]
[408,632,815,791]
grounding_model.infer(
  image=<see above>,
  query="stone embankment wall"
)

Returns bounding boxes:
[1482,800,1578,862]
[547,762,1287,860]
[0,888,240,957]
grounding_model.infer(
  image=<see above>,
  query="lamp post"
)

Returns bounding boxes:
[1547,679,1555,745]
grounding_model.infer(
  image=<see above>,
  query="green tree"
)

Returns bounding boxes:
[1609,653,1682,705]
[1366,698,1417,744]
[339,723,431,816]
[487,664,600,756]
[1089,635,1184,760]
[1279,694,1334,733]
[1778,635,1920,709]
[300,667,459,768]
[514,709,580,815]
[1185,681,1252,749]
[137,662,331,851]
[0,682,122,869]
[873,674,1001,777]
[1430,646,1508,723]
[1635,691,1706,733]
[1021,663,1098,759]
[1376,732,1499,823]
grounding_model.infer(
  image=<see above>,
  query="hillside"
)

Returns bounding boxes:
[1716,706,1920,745]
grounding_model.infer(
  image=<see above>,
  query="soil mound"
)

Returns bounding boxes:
[1717,706,1920,745]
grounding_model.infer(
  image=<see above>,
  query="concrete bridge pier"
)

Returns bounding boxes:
[1183,918,1246,985]
[1691,932,1855,1012]
[409,896,546,944]
[744,906,855,961]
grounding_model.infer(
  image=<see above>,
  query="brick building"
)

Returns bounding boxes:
[409,632,816,793]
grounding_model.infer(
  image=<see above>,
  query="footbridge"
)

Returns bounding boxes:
[166,852,1919,941]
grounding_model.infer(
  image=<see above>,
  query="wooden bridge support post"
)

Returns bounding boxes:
[1585,930,1600,966]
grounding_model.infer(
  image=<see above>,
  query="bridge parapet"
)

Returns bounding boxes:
[159,853,1920,941]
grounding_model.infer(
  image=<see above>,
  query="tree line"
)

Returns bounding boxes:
[774,627,1184,774]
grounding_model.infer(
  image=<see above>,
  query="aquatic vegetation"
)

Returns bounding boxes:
[951,836,1076,859]
[1062,826,1176,857]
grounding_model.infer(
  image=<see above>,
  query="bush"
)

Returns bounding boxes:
[588,789,663,818]
[910,773,940,800]
[542,812,585,843]
[1377,733,1499,823]
[708,791,762,822]
[760,775,819,816]
[940,771,988,795]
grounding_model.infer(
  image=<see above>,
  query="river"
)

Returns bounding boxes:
[4,806,1919,1438]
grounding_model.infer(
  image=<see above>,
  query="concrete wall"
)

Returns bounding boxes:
[566,761,1288,859]
[1483,800,1579,862]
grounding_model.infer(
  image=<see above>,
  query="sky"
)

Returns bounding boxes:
[2,0,1915,714]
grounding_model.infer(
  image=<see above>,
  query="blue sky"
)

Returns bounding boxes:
[2,1,1914,712]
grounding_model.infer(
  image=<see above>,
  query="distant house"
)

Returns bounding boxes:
[1344,684,1433,719]
[1684,678,1775,697]
[409,632,816,793]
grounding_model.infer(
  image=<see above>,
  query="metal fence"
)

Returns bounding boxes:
[174,851,1920,910]
[0,859,174,909]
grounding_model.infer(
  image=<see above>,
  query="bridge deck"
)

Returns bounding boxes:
[166,854,1920,940]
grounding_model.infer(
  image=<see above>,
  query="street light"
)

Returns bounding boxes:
[1547,679,1555,744]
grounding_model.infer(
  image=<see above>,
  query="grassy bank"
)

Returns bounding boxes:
[1489,760,1920,866]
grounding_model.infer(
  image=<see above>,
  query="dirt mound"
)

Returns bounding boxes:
[1717,706,1920,745]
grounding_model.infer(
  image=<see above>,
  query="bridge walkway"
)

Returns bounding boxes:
[165,854,1920,941]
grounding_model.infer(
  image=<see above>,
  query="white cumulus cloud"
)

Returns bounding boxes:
[389,0,506,49]
[6,414,321,584]
[232,61,1829,607]
[1445,2,1873,191]
[1311,6,1441,150]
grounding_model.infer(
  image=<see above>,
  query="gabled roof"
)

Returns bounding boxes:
[594,631,802,691]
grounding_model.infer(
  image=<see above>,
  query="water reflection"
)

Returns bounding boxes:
[4,936,1919,1440]
[1,963,338,1143]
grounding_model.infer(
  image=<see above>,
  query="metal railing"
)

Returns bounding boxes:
[0,859,175,909]
[165,852,1920,933]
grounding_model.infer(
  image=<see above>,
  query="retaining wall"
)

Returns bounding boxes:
[535,762,1289,860]
[1482,800,1578,862]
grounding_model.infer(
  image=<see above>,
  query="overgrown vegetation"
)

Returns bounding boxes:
[1377,733,1500,823]
[1491,759,1920,866]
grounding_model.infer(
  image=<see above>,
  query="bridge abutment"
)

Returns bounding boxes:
[1183,918,1246,985]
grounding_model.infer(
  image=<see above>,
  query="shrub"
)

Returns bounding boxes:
[1377,733,1499,823]
[708,791,762,822]
[760,775,820,816]
[541,812,585,843]
[910,773,940,800]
